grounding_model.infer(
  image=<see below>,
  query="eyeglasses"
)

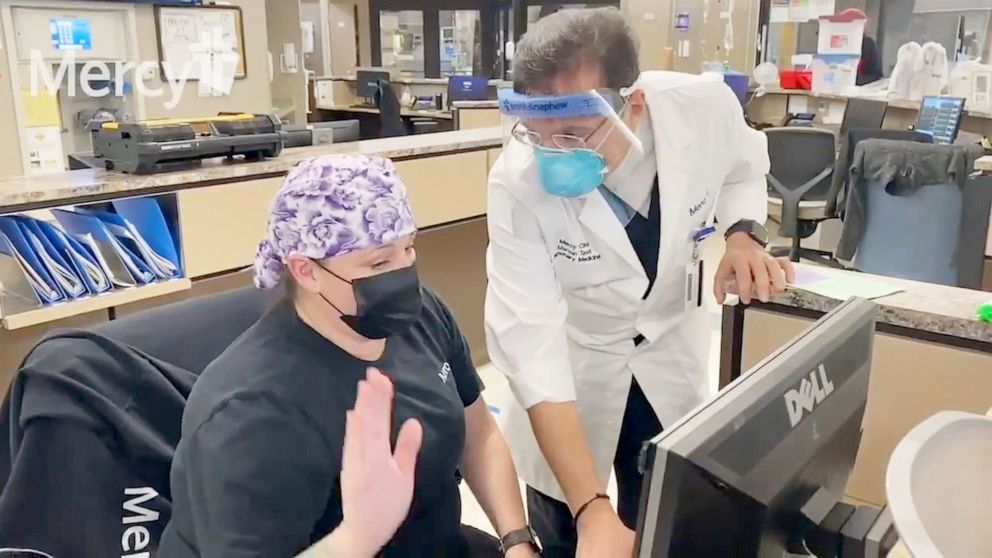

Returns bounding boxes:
[510,118,612,152]
[509,88,628,152]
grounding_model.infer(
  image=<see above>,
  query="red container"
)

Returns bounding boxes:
[779,70,813,90]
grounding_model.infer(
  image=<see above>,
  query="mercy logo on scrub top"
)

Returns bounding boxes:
[50,18,93,51]
[438,362,452,384]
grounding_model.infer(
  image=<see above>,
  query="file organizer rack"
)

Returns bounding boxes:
[0,194,191,331]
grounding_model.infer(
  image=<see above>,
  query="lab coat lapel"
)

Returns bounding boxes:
[645,81,694,282]
[577,193,644,275]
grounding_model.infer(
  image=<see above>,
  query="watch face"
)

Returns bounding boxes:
[752,222,769,245]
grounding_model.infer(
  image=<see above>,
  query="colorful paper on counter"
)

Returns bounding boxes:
[791,270,903,301]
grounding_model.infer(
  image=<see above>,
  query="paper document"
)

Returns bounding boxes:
[76,233,136,288]
[102,221,178,279]
[790,269,903,300]
[10,246,60,302]
[25,229,85,298]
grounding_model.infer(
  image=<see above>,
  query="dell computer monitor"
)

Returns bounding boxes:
[447,76,490,107]
[635,297,877,558]
[916,96,966,145]
[356,69,392,101]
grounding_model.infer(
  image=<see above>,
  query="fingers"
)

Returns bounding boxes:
[359,368,393,457]
[713,258,731,304]
[765,256,788,294]
[341,410,362,475]
[751,254,772,303]
[778,256,797,283]
[733,258,753,305]
[393,418,423,476]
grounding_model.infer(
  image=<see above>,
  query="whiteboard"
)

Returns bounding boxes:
[155,5,246,81]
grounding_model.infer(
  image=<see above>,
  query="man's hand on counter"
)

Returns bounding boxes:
[715,233,796,305]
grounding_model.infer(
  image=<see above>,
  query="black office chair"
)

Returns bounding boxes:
[829,128,933,218]
[0,287,274,555]
[839,98,888,139]
[765,127,840,265]
[374,79,410,138]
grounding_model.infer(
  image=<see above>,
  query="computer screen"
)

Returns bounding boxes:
[356,70,391,100]
[916,96,966,145]
[447,76,490,106]
[635,297,877,558]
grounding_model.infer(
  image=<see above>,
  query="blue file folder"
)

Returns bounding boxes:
[74,205,179,280]
[11,216,87,298]
[34,218,112,295]
[52,209,156,286]
[0,217,65,303]
[113,197,182,274]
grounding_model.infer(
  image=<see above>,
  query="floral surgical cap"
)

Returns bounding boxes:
[253,154,417,289]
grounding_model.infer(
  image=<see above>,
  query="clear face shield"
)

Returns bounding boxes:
[498,87,643,198]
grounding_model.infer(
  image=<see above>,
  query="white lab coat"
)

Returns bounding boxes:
[484,71,770,502]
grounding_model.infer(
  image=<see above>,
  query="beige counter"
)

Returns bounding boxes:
[452,101,501,131]
[0,128,502,390]
[721,265,992,507]
[0,128,500,212]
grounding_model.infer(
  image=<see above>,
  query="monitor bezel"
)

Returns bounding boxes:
[636,297,877,556]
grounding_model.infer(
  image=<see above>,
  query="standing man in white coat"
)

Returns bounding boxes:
[485,8,795,558]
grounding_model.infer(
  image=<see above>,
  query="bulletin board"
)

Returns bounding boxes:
[154,5,247,81]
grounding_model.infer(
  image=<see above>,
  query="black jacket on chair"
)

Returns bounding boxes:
[0,331,195,557]
[0,287,272,557]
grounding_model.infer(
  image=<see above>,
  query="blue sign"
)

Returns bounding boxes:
[50,18,93,51]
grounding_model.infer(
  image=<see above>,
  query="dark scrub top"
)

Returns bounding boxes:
[159,287,481,557]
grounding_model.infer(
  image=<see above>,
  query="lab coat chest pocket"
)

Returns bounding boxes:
[550,235,624,290]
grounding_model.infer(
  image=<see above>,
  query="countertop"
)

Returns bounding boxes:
[318,75,511,87]
[977,155,992,172]
[452,100,500,109]
[757,88,992,120]
[767,265,992,345]
[0,127,502,212]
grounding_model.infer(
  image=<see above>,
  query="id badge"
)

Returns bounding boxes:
[684,260,704,310]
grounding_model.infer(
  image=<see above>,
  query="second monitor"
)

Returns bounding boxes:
[916,96,966,145]
[447,76,490,107]
[356,69,392,102]
[636,297,881,557]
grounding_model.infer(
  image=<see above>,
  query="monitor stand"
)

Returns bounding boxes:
[790,488,899,557]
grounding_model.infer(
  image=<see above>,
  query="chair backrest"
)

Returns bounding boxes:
[829,128,933,217]
[375,80,409,138]
[854,178,963,286]
[90,286,275,375]
[851,144,990,288]
[840,98,888,138]
[765,127,836,203]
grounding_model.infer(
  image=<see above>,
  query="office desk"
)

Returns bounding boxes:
[0,128,503,391]
[312,105,456,140]
[747,89,992,138]
[319,104,453,120]
[720,264,992,507]
[979,155,992,172]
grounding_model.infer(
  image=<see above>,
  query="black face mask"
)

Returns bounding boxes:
[315,262,423,339]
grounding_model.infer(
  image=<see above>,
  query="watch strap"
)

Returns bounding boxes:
[725,219,769,247]
[499,527,539,554]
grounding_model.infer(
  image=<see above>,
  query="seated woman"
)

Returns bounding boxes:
[160,155,539,557]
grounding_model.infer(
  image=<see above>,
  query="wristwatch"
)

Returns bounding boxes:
[499,526,542,555]
[725,219,769,248]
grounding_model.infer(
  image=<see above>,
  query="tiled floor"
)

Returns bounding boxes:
[459,236,732,534]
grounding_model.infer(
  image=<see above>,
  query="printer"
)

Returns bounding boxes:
[89,113,283,174]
